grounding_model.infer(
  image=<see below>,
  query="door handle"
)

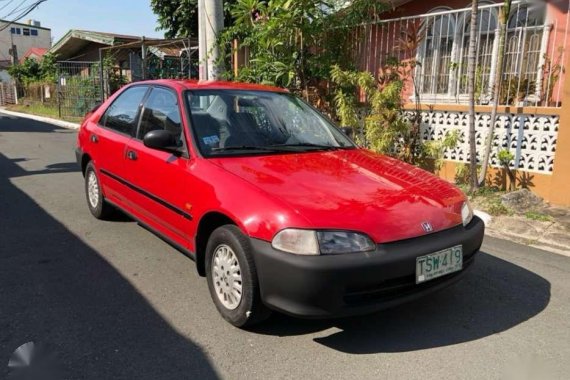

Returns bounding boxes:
[90,134,99,143]
[126,150,138,161]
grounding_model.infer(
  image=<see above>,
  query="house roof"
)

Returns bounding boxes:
[50,29,156,58]
[21,47,49,62]
[51,29,198,62]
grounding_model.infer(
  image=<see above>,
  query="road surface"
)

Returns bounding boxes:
[1,113,569,379]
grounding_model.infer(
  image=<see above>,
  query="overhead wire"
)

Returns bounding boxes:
[0,0,48,32]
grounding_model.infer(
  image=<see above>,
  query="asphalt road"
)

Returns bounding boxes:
[1,113,569,380]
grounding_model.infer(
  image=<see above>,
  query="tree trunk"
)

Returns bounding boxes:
[478,1,512,186]
[467,0,479,192]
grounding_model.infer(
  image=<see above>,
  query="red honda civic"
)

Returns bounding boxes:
[76,79,484,327]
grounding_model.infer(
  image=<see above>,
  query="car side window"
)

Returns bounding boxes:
[138,87,182,144]
[102,86,148,135]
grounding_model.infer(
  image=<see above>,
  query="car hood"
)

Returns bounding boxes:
[210,149,466,243]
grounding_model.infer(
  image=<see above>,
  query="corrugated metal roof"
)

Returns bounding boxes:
[50,29,160,55]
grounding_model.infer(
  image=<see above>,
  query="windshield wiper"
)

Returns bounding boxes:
[211,146,290,153]
[268,143,344,151]
[211,143,351,154]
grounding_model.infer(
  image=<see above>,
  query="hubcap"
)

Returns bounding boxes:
[87,171,99,208]
[212,244,243,310]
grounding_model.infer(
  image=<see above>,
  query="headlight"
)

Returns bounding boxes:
[271,229,319,255]
[461,201,474,227]
[317,231,376,254]
[272,229,375,255]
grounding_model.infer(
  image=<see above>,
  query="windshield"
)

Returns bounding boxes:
[186,90,355,157]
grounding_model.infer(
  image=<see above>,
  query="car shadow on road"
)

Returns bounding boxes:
[252,252,551,354]
[6,160,80,177]
[0,153,219,378]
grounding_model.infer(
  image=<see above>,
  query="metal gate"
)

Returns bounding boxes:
[56,61,102,118]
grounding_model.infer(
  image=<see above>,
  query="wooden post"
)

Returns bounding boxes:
[233,39,239,77]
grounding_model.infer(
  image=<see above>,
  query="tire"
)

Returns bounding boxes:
[205,225,271,328]
[84,161,114,220]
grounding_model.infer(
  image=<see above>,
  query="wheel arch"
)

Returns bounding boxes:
[81,153,92,177]
[195,211,240,276]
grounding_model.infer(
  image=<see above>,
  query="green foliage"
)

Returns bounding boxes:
[101,55,128,94]
[497,148,517,191]
[541,47,565,106]
[487,199,510,216]
[524,211,552,222]
[330,64,406,152]
[221,0,326,88]
[423,129,461,174]
[497,149,514,166]
[455,163,470,185]
[9,58,40,84]
[500,76,536,105]
[7,102,82,123]
[330,63,458,165]
[39,53,58,82]
[150,0,238,38]
[459,65,489,103]
[220,0,385,90]
[66,76,101,116]
[8,53,58,85]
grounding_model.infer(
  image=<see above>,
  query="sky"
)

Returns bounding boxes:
[15,0,165,44]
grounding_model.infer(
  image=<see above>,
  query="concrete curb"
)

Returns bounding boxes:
[474,210,493,226]
[0,108,80,130]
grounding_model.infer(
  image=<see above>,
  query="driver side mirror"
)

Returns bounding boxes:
[340,126,354,139]
[143,130,183,155]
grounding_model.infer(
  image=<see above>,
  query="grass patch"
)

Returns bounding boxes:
[487,200,511,216]
[466,187,512,216]
[6,103,83,123]
[524,211,552,222]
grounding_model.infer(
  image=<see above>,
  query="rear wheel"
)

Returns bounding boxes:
[205,225,270,327]
[84,161,114,220]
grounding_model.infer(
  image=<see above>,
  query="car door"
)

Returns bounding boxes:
[123,86,193,247]
[90,85,149,207]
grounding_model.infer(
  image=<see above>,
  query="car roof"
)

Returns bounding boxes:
[133,79,289,93]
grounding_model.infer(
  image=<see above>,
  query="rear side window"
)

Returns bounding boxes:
[138,87,182,143]
[102,86,148,135]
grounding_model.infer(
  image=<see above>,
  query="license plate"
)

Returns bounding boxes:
[416,245,463,284]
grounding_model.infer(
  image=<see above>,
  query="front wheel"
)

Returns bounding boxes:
[84,161,114,220]
[205,225,270,328]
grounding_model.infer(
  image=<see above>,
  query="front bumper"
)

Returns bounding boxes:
[75,147,83,170]
[250,216,485,318]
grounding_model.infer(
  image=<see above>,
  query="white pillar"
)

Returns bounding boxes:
[204,0,224,80]
[198,0,207,80]
[487,27,501,95]
[535,23,553,100]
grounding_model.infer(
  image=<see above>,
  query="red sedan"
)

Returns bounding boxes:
[76,80,484,327]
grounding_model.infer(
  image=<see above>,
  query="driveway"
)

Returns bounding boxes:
[1,113,569,379]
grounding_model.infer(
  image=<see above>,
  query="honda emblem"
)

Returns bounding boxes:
[421,222,433,233]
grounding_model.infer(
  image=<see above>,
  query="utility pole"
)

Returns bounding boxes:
[199,0,223,80]
[198,0,207,80]
[141,36,147,80]
[204,0,224,80]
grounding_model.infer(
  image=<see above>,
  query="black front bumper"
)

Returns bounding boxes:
[250,217,485,318]
[75,147,83,171]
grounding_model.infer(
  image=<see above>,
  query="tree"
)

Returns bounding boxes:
[466,0,479,192]
[150,0,237,38]
[219,0,383,92]
[478,0,512,186]
[8,53,58,85]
